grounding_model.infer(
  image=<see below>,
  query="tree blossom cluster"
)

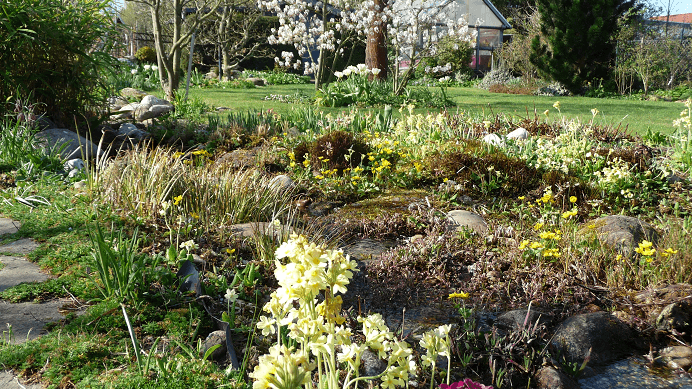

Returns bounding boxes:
[426,63,453,74]
[274,50,301,70]
[258,0,477,83]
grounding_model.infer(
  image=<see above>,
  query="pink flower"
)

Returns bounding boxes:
[440,379,493,389]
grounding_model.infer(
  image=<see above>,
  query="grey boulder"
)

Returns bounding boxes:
[35,128,102,160]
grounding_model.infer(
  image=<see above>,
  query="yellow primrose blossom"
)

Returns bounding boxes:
[553,101,561,110]
[173,195,183,206]
[540,191,554,204]
[533,222,544,230]
[518,240,529,250]
[570,196,577,203]
[530,241,543,249]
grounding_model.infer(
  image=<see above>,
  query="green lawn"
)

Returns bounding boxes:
[187,84,687,135]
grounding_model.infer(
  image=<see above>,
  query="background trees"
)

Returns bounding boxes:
[529,0,641,93]
[615,16,692,95]
[125,0,232,100]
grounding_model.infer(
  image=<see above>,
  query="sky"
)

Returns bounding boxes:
[675,0,692,13]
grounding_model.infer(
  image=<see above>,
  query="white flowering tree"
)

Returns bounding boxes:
[259,0,476,94]
[388,0,477,94]
[259,0,379,89]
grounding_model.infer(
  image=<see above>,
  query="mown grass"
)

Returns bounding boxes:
[187,84,685,135]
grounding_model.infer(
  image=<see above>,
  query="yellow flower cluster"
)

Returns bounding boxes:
[191,149,212,158]
[538,189,555,204]
[542,248,561,257]
[539,230,562,241]
[448,291,470,299]
[635,240,655,256]
[661,248,679,257]
[561,209,578,219]
[519,239,561,258]
[251,235,456,389]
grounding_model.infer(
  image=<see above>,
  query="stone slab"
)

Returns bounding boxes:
[0,218,20,236]
[0,238,39,256]
[0,370,44,389]
[0,256,49,292]
[0,299,66,344]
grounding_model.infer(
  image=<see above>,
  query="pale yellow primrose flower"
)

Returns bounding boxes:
[249,345,311,389]
[225,288,238,304]
[252,235,419,389]
[420,325,451,367]
[180,239,198,251]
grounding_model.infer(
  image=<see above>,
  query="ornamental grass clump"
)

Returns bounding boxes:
[251,234,456,389]
[92,144,295,241]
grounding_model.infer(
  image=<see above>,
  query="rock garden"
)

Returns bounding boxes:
[1,86,692,389]
[3,0,692,388]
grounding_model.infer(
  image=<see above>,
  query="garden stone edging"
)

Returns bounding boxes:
[446,209,488,235]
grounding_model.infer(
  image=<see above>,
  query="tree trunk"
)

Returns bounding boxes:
[315,0,328,90]
[365,0,388,80]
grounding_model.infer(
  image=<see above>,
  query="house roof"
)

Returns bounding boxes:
[481,0,511,29]
[650,13,692,24]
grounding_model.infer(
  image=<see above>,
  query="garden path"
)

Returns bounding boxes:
[0,217,66,389]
